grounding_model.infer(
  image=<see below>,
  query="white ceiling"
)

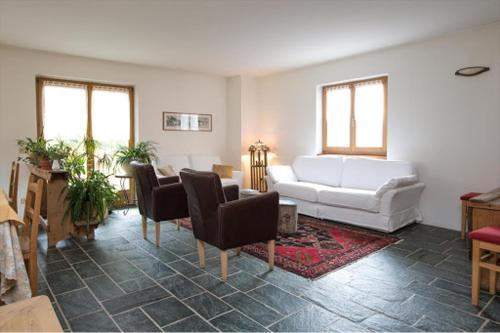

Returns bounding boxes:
[1,0,500,76]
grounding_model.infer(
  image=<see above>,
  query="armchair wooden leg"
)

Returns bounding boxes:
[220,250,228,282]
[142,215,147,240]
[155,223,160,247]
[176,219,180,231]
[471,240,481,305]
[236,247,241,256]
[197,240,205,268]
[268,240,275,271]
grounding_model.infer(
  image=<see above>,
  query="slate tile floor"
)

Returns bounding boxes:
[36,209,500,332]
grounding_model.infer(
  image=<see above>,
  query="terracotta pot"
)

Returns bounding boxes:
[39,158,52,170]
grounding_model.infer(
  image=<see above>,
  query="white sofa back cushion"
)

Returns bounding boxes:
[341,157,415,190]
[159,155,191,174]
[292,155,344,187]
[190,155,222,171]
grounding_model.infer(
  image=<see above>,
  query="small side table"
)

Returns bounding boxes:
[279,199,298,234]
[115,174,135,215]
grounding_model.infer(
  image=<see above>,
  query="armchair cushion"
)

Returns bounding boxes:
[157,165,176,177]
[151,183,189,221]
[213,164,233,178]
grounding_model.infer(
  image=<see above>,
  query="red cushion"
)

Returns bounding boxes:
[460,192,482,201]
[469,226,500,244]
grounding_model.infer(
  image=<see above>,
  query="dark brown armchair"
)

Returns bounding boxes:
[180,168,279,281]
[131,162,189,246]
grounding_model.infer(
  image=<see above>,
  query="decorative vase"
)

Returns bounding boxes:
[39,158,52,170]
[52,160,61,171]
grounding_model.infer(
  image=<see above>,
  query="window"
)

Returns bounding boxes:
[322,76,387,156]
[36,77,134,178]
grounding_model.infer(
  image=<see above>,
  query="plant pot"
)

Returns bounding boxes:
[39,158,52,170]
[121,163,134,176]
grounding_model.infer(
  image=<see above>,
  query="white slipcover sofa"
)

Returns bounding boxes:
[154,154,243,188]
[266,156,425,232]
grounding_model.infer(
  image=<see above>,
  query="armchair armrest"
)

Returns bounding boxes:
[158,175,180,185]
[217,191,279,250]
[223,184,239,202]
[380,183,425,215]
[151,183,189,221]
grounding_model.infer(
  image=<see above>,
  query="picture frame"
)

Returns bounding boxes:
[162,112,212,132]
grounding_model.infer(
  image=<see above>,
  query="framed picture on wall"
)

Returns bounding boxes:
[162,112,212,132]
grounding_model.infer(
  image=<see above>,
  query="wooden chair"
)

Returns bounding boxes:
[20,177,44,296]
[470,226,500,305]
[8,161,20,212]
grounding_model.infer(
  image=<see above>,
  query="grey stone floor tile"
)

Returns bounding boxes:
[431,278,492,304]
[191,273,237,297]
[409,262,471,286]
[142,297,194,327]
[481,320,500,332]
[247,284,309,315]
[226,271,267,292]
[119,275,156,293]
[86,249,124,264]
[68,310,119,332]
[86,274,125,301]
[330,318,373,332]
[407,248,448,265]
[102,285,170,315]
[46,269,85,295]
[134,257,176,280]
[168,259,205,278]
[482,297,500,323]
[223,292,283,326]
[163,314,218,332]
[62,248,91,264]
[210,310,268,332]
[159,274,204,299]
[183,292,232,319]
[56,288,101,320]
[72,260,104,279]
[361,314,419,332]
[101,259,144,283]
[414,316,464,332]
[40,259,71,275]
[114,308,161,332]
[270,305,340,332]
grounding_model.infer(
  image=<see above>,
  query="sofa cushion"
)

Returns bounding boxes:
[374,175,419,198]
[190,155,222,171]
[341,157,414,190]
[159,155,191,174]
[318,187,379,212]
[274,181,332,202]
[292,155,344,187]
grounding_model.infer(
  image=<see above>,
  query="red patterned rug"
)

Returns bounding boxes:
[179,215,398,279]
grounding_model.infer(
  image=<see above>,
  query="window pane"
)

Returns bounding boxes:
[43,85,87,141]
[92,88,130,183]
[354,83,384,148]
[326,87,351,148]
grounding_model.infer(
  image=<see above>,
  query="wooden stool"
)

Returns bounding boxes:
[469,226,500,305]
[460,192,482,240]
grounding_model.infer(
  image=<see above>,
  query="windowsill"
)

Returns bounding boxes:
[319,153,387,160]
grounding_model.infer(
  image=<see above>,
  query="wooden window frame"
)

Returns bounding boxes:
[322,76,387,157]
[35,77,135,149]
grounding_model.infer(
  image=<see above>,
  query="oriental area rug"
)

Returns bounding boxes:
[179,215,399,279]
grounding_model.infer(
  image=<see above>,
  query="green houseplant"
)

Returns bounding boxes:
[114,141,158,174]
[66,170,118,228]
[17,137,53,170]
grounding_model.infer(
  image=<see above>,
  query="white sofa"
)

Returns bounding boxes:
[266,156,425,232]
[154,154,243,188]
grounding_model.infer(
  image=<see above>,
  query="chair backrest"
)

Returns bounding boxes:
[22,176,44,260]
[131,162,160,216]
[179,169,226,243]
[8,161,20,212]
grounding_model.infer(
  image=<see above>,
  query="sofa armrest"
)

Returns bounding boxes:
[158,175,180,185]
[217,191,279,250]
[266,165,297,184]
[380,183,425,215]
[231,170,244,188]
[151,183,189,221]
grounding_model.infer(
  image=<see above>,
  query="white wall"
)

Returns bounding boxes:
[0,45,227,198]
[257,22,500,230]
[226,76,242,169]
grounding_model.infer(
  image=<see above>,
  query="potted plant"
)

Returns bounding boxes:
[114,141,158,174]
[66,170,118,229]
[17,137,53,170]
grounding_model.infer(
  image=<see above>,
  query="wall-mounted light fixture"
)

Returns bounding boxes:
[455,66,490,77]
